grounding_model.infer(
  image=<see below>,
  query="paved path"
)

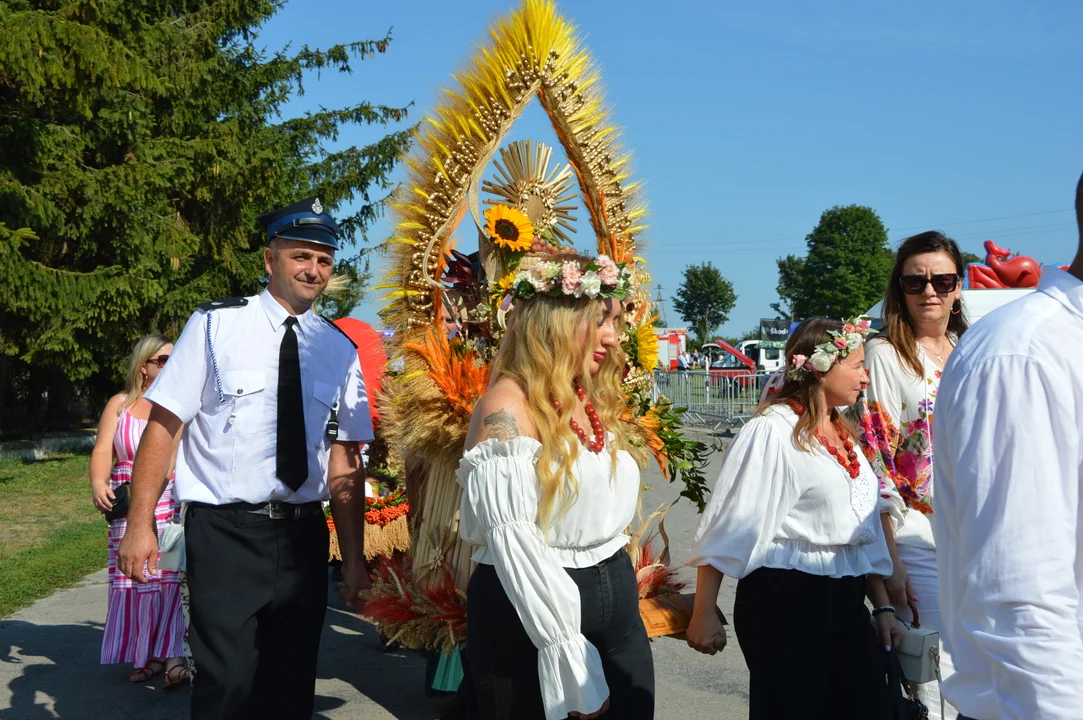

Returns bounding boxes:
[0,450,749,719]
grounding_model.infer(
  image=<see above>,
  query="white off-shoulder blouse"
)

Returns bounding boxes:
[457,436,640,720]
[688,404,893,580]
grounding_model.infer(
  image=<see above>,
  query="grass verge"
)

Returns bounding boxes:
[0,451,105,618]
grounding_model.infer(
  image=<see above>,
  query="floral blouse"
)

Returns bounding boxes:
[853,337,951,548]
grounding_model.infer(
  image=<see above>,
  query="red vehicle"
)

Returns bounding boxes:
[700,340,757,390]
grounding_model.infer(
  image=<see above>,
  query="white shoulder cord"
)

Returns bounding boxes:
[205,312,225,404]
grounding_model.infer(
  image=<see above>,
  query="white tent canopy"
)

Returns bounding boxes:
[865,288,1035,328]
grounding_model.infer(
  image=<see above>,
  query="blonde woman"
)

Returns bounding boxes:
[686,318,900,720]
[89,334,189,687]
[457,255,653,720]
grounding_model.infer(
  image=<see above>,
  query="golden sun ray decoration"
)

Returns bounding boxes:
[375,0,660,596]
[482,139,579,248]
[378,0,650,336]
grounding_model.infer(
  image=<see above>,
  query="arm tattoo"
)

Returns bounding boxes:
[482,409,520,442]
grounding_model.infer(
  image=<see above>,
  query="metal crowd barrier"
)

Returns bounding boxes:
[651,370,774,431]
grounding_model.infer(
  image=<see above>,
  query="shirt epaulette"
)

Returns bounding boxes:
[320,316,357,348]
[198,297,249,312]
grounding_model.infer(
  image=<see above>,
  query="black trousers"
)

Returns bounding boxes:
[734,567,889,720]
[465,549,655,720]
[184,504,329,720]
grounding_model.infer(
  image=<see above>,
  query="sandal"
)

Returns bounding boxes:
[164,663,192,690]
[128,660,165,683]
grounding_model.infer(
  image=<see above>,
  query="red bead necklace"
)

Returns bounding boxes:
[788,400,861,479]
[552,386,606,452]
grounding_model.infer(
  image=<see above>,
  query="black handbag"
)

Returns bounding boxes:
[884,647,929,720]
[103,482,131,523]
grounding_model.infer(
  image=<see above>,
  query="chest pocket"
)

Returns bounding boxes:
[219,370,266,434]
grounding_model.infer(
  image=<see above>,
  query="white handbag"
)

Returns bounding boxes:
[896,603,941,685]
[158,504,187,572]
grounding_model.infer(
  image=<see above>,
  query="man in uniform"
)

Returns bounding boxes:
[118,197,373,719]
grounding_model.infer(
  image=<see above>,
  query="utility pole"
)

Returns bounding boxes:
[653,284,668,327]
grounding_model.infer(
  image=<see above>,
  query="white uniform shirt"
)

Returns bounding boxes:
[145,290,375,505]
[688,404,893,580]
[934,268,1083,720]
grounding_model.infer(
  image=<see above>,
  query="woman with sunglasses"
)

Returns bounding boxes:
[89,334,190,687]
[856,231,969,719]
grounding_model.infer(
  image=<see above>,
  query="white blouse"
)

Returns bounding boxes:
[688,404,893,580]
[457,436,640,720]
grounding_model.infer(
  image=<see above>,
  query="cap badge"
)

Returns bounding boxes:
[311,198,324,214]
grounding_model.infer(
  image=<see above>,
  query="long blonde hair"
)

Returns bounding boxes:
[120,334,171,413]
[760,318,854,451]
[489,294,627,529]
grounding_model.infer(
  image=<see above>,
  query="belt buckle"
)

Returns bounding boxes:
[267,502,288,520]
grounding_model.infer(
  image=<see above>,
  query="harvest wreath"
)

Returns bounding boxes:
[327,487,411,562]
[366,0,715,658]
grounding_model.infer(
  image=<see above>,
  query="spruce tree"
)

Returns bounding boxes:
[0,1,412,430]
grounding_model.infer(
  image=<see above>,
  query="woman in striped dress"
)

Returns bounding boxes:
[89,334,190,687]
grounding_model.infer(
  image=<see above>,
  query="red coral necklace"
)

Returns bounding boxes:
[552,386,606,452]
[788,400,861,479]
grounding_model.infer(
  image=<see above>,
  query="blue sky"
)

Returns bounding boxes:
[259,1,1083,336]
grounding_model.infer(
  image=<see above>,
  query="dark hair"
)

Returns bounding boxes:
[760,317,855,451]
[881,231,970,377]
[1076,172,1083,242]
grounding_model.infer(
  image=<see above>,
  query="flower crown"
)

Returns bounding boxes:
[786,318,872,380]
[508,254,632,302]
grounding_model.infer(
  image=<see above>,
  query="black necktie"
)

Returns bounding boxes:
[276,316,307,491]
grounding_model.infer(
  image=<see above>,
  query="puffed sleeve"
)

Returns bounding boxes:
[854,339,906,526]
[457,438,608,720]
[687,413,800,578]
[144,310,208,424]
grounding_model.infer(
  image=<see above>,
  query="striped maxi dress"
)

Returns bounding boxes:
[100,408,186,667]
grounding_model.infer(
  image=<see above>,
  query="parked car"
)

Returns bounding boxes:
[736,339,786,374]
[700,340,757,391]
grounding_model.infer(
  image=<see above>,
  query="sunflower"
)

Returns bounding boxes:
[634,320,660,371]
[490,272,517,301]
[483,204,534,252]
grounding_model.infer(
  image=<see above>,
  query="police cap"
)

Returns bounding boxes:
[257,197,340,251]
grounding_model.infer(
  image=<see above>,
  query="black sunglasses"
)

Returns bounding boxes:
[899,273,959,295]
[146,354,170,369]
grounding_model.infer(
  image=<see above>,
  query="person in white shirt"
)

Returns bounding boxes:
[457,254,653,720]
[117,197,374,719]
[686,317,901,720]
[856,230,970,720]
[933,172,1083,720]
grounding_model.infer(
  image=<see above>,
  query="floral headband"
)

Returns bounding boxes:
[786,318,872,380]
[507,254,632,302]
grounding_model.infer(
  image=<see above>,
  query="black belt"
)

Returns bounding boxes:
[191,500,323,520]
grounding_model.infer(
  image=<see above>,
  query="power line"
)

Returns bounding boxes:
[647,212,1076,251]
[890,208,1071,232]
[667,224,1077,257]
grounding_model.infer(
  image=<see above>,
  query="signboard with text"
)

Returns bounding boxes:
[759,319,790,347]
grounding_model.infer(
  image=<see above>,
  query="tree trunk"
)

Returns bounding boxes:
[45,367,74,431]
[25,365,45,437]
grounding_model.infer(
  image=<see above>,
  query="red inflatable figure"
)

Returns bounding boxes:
[967,240,1044,289]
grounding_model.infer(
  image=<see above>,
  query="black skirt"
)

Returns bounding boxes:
[734,567,890,720]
